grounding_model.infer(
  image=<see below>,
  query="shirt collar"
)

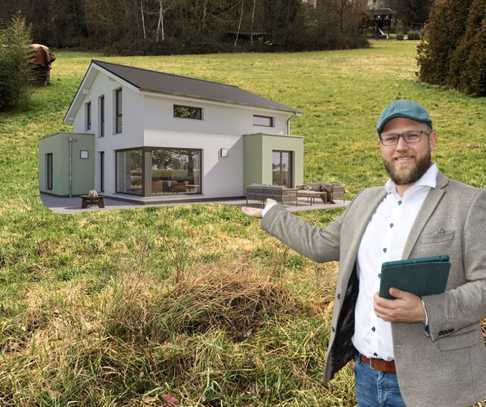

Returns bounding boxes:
[384,163,438,194]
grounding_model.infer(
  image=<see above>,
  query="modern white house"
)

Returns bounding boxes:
[40,60,304,202]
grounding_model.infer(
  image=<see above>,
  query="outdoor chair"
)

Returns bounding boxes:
[246,184,298,206]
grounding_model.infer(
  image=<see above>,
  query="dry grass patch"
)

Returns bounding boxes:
[0,259,338,406]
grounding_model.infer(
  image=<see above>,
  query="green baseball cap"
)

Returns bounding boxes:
[376,99,433,134]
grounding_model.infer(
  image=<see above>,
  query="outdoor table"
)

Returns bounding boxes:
[297,190,327,206]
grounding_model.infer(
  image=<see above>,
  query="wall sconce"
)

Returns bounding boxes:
[219,148,228,158]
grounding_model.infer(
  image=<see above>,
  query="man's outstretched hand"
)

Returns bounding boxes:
[374,288,426,323]
[241,206,263,218]
[241,199,277,218]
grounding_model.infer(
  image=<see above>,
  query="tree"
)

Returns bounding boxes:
[448,0,486,96]
[417,0,473,86]
[0,15,33,111]
[390,0,433,30]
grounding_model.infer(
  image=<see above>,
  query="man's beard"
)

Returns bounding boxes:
[383,150,432,185]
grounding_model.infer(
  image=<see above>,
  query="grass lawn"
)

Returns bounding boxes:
[0,40,485,406]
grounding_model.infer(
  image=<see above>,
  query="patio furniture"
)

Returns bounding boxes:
[297,189,328,205]
[246,184,298,206]
[297,182,345,204]
[81,194,105,208]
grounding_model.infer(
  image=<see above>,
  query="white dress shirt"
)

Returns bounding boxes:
[352,163,438,360]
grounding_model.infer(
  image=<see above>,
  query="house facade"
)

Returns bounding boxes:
[41,60,303,201]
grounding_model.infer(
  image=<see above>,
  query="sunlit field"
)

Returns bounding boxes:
[0,40,485,406]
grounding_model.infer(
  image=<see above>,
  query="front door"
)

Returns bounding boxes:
[272,150,293,187]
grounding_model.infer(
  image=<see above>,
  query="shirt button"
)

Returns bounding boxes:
[398,201,402,205]
[371,326,376,332]
[383,248,387,253]
[389,223,394,228]
[337,293,341,300]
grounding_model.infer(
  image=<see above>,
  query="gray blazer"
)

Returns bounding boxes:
[262,172,486,407]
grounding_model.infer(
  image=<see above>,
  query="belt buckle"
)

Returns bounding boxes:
[368,357,374,370]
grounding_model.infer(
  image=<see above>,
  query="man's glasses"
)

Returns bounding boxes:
[379,130,430,146]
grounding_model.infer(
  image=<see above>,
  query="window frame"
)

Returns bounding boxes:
[173,104,203,121]
[115,146,203,196]
[46,153,53,190]
[272,150,293,188]
[253,114,274,128]
[99,95,105,137]
[114,88,123,134]
[85,101,92,131]
[99,151,104,193]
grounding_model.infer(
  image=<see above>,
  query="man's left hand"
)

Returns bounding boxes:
[373,288,426,323]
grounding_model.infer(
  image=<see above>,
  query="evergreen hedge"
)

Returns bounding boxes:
[417,0,485,96]
[0,16,32,111]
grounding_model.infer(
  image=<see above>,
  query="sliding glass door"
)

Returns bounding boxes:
[272,150,293,188]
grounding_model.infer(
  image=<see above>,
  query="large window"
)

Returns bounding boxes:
[150,148,201,195]
[46,153,53,190]
[115,88,122,133]
[116,147,202,196]
[116,149,143,195]
[174,104,203,120]
[272,150,293,188]
[99,95,105,137]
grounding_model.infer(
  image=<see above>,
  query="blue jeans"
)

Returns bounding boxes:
[354,354,407,407]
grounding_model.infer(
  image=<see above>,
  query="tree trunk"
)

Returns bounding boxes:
[140,0,146,40]
[156,0,165,42]
[201,0,208,33]
[234,0,245,47]
[250,0,256,44]
[340,0,345,32]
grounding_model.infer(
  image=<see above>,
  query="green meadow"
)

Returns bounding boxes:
[0,40,485,406]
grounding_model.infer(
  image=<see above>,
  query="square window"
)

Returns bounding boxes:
[174,104,203,120]
[80,150,89,160]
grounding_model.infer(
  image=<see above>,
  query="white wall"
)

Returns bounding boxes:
[142,94,291,197]
[142,94,290,137]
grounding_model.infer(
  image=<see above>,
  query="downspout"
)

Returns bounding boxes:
[68,135,73,197]
[286,112,298,187]
[287,112,297,135]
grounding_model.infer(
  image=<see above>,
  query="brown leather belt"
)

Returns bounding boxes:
[360,354,396,373]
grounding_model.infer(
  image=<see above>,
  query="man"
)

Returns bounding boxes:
[242,100,486,407]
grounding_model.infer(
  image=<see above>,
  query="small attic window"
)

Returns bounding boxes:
[174,104,203,120]
[253,114,274,127]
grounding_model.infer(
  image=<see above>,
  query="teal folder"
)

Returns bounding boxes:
[379,256,450,300]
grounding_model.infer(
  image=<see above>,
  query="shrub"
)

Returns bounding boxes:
[0,16,32,111]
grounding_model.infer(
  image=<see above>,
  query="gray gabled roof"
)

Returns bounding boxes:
[92,60,300,114]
